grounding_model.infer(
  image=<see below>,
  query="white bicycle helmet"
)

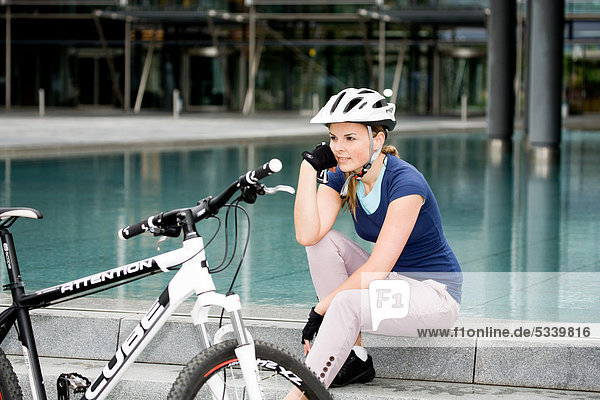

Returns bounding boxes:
[310,88,396,197]
[310,88,396,132]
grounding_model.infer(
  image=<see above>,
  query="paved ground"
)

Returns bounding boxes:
[0,111,488,159]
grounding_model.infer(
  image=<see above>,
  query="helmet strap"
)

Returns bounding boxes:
[340,173,354,198]
[355,125,381,180]
[339,125,382,198]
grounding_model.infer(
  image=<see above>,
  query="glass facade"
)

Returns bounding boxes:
[564,17,600,114]
[0,1,599,115]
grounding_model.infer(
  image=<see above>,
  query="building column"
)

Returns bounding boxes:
[5,5,11,110]
[527,0,564,151]
[124,18,131,111]
[243,4,256,115]
[431,44,440,115]
[378,19,385,93]
[486,0,516,145]
[523,0,533,133]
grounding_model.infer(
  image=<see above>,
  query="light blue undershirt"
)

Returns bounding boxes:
[357,158,387,215]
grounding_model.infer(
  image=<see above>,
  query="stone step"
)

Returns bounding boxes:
[1,302,600,394]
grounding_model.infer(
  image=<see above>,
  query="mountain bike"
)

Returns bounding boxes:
[0,159,331,400]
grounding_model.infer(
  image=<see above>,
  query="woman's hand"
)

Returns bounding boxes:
[302,142,337,171]
[301,307,324,355]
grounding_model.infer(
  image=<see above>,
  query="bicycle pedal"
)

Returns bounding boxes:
[57,372,91,400]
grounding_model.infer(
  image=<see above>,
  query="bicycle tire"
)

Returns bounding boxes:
[168,339,332,400]
[0,348,23,400]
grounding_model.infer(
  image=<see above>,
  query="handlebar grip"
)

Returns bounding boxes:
[241,159,282,185]
[118,215,160,240]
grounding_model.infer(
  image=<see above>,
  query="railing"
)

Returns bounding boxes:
[1,0,123,5]
[2,0,599,13]
[247,0,381,4]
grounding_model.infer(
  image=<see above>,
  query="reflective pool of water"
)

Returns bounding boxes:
[1,130,598,323]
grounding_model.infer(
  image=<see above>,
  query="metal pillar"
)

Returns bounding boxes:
[378,20,385,93]
[243,4,256,115]
[390,47,405,106]
[208,16,232,110]
[527,0,564,149]
[124,18,131,111]
[94,56,100,105]
[432,46,440,115]
[134,33,155,113]
[93,12,124,108]
[523,0,532,134]
[5,5,11,110]
[486,0,516,144]
[408,31,418,113]
[514,0,525,119]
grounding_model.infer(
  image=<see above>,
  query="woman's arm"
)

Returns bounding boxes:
[313,194,423,315]
[294,160,342,246]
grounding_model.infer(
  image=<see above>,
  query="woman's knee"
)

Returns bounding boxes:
[305,230,341,254]
[305,231,347,269]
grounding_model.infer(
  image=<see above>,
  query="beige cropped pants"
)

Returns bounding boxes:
[303,230,460,387]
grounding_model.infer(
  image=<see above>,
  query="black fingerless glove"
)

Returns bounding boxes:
[302,142,337,172]
[301,307,324,344]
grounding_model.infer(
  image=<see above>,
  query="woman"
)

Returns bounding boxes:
[294,88,462,389]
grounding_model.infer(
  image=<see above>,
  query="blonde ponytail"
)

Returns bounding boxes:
[381,144,399,157]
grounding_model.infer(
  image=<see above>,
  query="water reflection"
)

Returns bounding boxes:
[482,141,561,273]
[472,141,564,321]
[0,132,598,323]
[524,149,561,273]
[484,142,514,273]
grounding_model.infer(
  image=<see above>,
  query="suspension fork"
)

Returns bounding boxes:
[0,229,48,400]
[191,292,264,400]
[191,291,251,347]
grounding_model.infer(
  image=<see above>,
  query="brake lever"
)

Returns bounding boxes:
[263,185,295,195]
[154,226,181,251]
[156,236,169,252]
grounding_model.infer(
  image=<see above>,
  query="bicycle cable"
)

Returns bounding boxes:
[206,202,235,274]
[226,199,251,293]
[208,199,249,274]
[214,198,251,328]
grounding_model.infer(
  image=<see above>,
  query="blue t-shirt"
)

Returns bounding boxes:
[327,155,463,303]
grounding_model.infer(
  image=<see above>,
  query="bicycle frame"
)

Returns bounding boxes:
[0,227,263,400]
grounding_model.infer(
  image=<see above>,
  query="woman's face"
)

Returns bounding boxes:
[329,122,376,173]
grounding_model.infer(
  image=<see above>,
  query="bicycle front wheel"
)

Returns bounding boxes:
[168,339,331,400]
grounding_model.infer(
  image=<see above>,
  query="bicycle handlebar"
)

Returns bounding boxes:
[118,209,181,240]
[247,158,282,182]
[206,159,282,212]
[118,159,283,240]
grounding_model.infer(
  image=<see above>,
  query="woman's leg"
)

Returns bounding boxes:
[305,230,369,300]
[305,274,460,387]
[305,290,364,387]
[303,230,370,376]
[362,274,460,336]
